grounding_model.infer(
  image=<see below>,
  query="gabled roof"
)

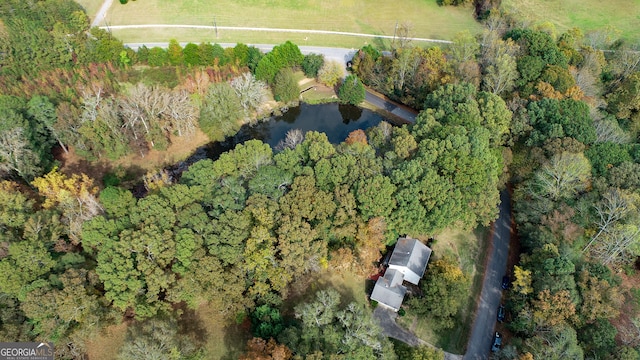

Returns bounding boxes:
[388,237,432,279]
[370,269,407,311]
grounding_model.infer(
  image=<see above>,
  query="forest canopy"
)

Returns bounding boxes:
[1,1,640,359]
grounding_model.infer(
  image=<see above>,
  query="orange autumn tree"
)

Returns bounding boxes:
[239,338,292,360]
[345,129,368,146]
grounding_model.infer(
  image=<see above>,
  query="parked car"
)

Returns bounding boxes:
[497,305,506,322]
[501,275,510,290]
[491,332,503,352]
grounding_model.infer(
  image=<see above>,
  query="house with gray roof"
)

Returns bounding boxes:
[370,237,432,312]
[388,237,432,285]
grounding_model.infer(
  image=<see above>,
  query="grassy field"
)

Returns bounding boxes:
[399,226,490,354]
[103,0,481,46]
[75,0,104,19]
[502,0,640,43]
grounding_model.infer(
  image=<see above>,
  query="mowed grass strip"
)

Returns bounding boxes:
[111,27,399,49]
[503,0,640,43]
[75,0,104,19]
[105,0,481,43]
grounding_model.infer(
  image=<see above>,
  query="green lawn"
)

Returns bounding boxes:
[502,0,640,43]
[399,227,490,354]
[75,0,104,19]
[104,0,482,46]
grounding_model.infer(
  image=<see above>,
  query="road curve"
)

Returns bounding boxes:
[463,190,511,360]
[91,0,113,28]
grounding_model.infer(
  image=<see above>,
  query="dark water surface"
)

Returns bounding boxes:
[156,103,389,190]
[202,102,388,159]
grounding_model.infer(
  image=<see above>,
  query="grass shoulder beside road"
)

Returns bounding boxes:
[502,0,640,43]
[75,0,104,19]
[104,0,481,47]
[399,227,490,354]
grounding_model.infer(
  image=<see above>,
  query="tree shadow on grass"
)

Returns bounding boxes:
[221,316,251,360]
[177,306,209,348]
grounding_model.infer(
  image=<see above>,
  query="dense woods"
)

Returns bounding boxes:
[2,0,640,359]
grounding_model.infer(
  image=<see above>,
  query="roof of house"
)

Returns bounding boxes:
[370,269,407,311]
[388,237,432,279]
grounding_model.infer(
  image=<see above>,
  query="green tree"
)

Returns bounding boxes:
[182,42,201,66]
[408,257,469,330]
[338,75,366,105]
[255,55,279,83]
[272,68,299,103]
[393,341,445,360]
[585,142,632,177]
[526,98,596,146]
[199,82,243,141]
[270,41,304,69]
[167,39,184,66]
[356,174,397,220]
[302,54,325,78]
[147,47,168,66]
[607,71,640,131]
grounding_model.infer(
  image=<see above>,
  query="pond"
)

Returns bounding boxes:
[152,102,392,192]
[200,102,390,160]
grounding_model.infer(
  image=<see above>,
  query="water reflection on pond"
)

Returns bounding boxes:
[204,102,388,159]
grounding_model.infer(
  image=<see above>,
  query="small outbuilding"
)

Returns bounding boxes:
[370,236,432,312]
[370,269,407,312]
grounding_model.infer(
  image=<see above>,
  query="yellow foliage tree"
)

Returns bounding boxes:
[532,289,576,328]
[32,167,102,243]
[518,353,534,360]
[512,265,534,295]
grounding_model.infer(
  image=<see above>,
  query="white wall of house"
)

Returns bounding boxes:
[375,300,400,312]
[388,264,420,285]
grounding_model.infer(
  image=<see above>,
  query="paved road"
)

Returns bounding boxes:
[463,190,512,360]
[374,307,463,360]
[91,0,113,28]
[365,90,418,123]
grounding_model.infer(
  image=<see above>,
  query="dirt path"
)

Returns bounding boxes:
[91,0,113,27]
[106,24,452,44]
